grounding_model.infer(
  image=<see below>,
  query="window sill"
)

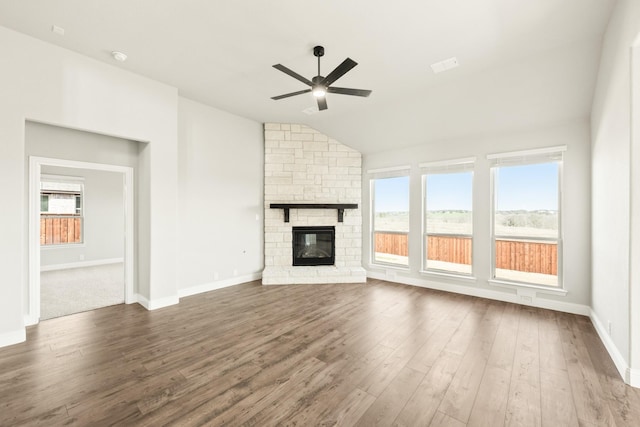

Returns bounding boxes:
[41,243,86,250]
[368,263,410,272]
[420,270,477,282]
[488,279,567,296]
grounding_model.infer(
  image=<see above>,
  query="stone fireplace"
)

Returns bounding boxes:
[262,123,367,285]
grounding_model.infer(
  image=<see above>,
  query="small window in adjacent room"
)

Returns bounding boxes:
[370,167,410,267]
[421,157,475,275]
[40,176,84,246]
[489,146,565,288]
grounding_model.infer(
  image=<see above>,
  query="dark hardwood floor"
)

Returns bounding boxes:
[1,279,639,426]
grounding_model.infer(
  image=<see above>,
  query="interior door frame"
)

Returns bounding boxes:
[28,156,135,325]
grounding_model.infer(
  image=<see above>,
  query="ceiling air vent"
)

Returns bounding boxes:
[430,57,459,74]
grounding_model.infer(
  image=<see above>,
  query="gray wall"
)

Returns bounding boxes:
[24,122,139,272]
[39,165,125,267]
[590,0,640,374]
[177,97,264,291]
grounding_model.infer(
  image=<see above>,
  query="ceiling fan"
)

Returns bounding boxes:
[271,45,372,111]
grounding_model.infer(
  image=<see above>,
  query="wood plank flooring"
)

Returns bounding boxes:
[1,278,638,426]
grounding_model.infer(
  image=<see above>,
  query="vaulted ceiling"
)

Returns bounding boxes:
[0,0,616,153]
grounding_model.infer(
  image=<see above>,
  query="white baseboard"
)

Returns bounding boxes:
[589,309,631,385]
[178,272,262,298]
[135,294,179,311]
[24,314,38,326]
[629,368,640,388]
[0,328,26,348]
[41,257,124,272]
[136,273,261,310]
[366,270,590,316]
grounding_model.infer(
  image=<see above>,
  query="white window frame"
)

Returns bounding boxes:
[40,174,85,247]
[368,165,411,268]
[488,146,565,291]
[420,157,475,277]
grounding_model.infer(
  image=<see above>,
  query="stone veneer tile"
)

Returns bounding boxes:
[263,122,365,285]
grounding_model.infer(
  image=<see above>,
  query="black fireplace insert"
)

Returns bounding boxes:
[292,226,335,266]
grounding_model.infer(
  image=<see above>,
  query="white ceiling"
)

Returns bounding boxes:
[0,0,616,154]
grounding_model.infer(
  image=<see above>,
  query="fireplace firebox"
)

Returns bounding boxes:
[292,226,335,266]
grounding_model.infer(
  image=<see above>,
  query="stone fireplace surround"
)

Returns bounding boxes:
[261,123,367,285]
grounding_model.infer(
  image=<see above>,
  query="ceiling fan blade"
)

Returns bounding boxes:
[322,58,357,87]
[273,64,313,86]
[271,89,312,100]
[327,87,372,97]
[317,96,328,111]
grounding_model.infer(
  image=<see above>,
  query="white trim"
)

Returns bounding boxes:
[135,294,179,311]
[629,369,640,388]
[41,173,85,183]
[419,156,476,169]
[630,44,640,392]
[178,272,262,298]
[367,165,411,175]
[29,156,136,324]
[487,145,567,160]
[367,262,411,272]
[40,257,124,272]
[41,243,87,250]
[420,270,477,282]
[590,309,630,385]
[488,279,568,296]
[0,329,26,348]
[366,270,590,316]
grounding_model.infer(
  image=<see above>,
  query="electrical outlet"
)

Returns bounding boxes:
[385,269,396,281]
[233,269,238,276]
[608,320,612,335]
[516,289,535,305]
[214,272,219,281]
[79,254,85,261]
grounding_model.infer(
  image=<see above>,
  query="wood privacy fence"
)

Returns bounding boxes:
[495,239,557,276]
[374,232,557,275]
[374,231,408,257]
[426,235,473,266]
[40,216,82,245]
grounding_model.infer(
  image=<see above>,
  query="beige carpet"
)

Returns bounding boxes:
[40,263,125,320]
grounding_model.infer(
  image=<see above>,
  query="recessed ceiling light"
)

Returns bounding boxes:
[431,57,459,74]
[111,51,128,62]
[51,25,65,36]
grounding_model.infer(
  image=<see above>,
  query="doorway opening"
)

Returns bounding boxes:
[28,157,135,324]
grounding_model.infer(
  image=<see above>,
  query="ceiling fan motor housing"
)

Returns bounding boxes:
[313,45,325,57]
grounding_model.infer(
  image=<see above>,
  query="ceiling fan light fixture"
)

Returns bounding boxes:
[312,86,326,98]
[271,46,371,110]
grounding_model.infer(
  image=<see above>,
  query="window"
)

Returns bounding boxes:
[370,168,410,266]
[40,176,84,246]
[489,147,564,287]
[421,158,474,275]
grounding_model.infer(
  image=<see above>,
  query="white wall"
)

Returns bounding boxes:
[39,166,124,267]
[177,97,264,295]
[0,24,179,346]
[363,120,591,312]
[591,0,640,382]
